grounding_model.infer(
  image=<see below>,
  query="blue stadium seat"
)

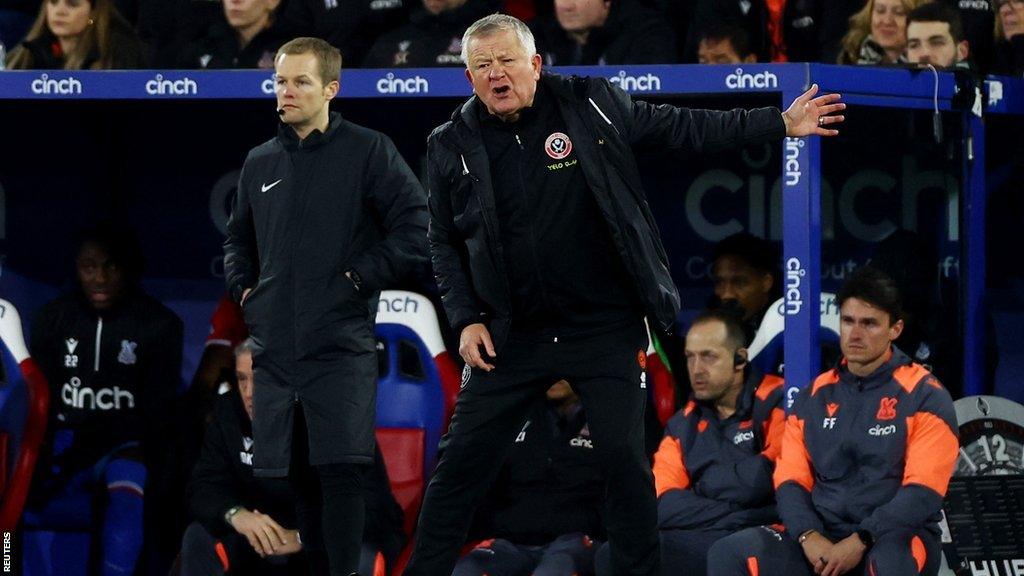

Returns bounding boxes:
[374,290,453,575]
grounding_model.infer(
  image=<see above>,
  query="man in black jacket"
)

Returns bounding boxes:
[404,13,844,576]
[223,36,428,575]
[179,339,406,576]
[27,223,183,576]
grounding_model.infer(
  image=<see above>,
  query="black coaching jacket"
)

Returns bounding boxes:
[426,72,786,349]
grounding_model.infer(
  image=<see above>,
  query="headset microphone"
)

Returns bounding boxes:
[277,108,286,116]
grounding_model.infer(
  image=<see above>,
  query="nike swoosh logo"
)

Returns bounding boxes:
[261,179,282,192]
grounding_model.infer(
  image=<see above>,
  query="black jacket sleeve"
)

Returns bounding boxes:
[348,133,429,292]
[599,78,786,154]
[425,133,485,334]
[223,157,259,303]
[187,402,241,538]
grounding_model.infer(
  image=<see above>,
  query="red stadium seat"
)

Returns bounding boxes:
[374,291,453,575]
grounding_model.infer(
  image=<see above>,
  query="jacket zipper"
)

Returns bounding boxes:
[514,130,555,317]
[94,317,103,372]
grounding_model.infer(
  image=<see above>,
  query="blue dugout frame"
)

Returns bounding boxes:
[2,63,1022,403]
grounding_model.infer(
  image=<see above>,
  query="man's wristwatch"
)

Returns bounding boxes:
[798,530,818,544]
[224,505,244,526]
[855,528,874,549]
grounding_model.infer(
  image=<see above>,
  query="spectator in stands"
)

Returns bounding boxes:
[707,267,958,576]
[710,233,779,345]
[363,0,499,67]
[179,339,406,576]
[25,223,183,576]
[993,0,1024,75]
[175,0,286,69]
[530,0,676,65]
[282,0,408,68]
[594,310,784,576]
[457,380,605,576]
[905,2,969,68]
[679,0,791,64]
[697,24,757,64]
[838,0,923,65]
[5,0,145,69]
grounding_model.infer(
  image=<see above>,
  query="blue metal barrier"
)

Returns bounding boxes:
[2,64,1021,401]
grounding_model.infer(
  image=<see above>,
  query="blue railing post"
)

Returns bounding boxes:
[780,65,822,410]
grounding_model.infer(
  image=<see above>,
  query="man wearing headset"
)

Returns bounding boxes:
[596,309,785,576]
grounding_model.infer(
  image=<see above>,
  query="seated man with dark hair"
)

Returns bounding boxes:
[906,1,970,68]
[180,339,406,575]
[27,223,184,576]
[456,381,605,576]
[697,24,757,64]
[707,266,958,576]
[597,309,784,576]
[710,233,779,344]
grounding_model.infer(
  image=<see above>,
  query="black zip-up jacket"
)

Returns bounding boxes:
[224,112,427,470]
[187,390,407,559]
[426,73,786,347]
[224,112,429,361]
[478,83,639,334]
[470,400,605,546]
[30,291,183,479]
[362,0,499,68]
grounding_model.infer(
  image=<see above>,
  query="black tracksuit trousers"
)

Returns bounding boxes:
[404,321,659,576]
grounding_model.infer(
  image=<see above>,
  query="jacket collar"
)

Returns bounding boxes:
[836,346,912,390]
[278,111,343,151]
[693,365,765,422]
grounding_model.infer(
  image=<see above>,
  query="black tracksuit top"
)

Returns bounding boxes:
[478,83,640,336]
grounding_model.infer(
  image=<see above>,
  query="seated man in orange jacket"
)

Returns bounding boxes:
[708,267,958,576]
[597,308,785,576]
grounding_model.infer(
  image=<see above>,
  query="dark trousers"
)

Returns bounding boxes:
[706,525,942,576]
[453,533,600,576]
[291,406,369,576]
[404,322,659,576]
[596,529,733,576]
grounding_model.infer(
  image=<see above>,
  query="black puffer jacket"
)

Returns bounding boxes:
[426,73,785,349]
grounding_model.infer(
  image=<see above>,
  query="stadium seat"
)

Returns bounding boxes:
[374,290,453,575]
[748,292,841,376]
[0,298,49,532]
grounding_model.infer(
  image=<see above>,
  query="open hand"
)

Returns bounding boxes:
[783,84,846,137]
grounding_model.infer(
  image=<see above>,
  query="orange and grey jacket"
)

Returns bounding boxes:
[774,347,958,541]
[652,368,785,531]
